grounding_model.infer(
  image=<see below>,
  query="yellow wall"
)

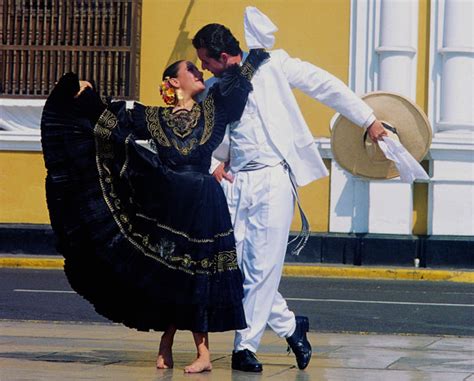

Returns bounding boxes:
[140,0,350,232]
[141,0,350,139]
[0,152,49,224]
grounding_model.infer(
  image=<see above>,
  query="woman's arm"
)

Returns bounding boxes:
[201,49,269,152]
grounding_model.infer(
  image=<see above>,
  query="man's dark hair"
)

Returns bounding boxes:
[162,60,184,80]
[192,24,242,60]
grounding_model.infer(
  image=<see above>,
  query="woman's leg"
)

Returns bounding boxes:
[184,332,212,373]
[156,325,177,369]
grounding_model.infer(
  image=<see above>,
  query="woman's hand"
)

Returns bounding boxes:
[75,81,93,98]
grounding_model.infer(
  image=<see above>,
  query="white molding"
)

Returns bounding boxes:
[438,47,474,54]
[0,132,42,152]
[314,137,332,159]
[0,99,46,106]
[428,132,474,158]
[0,99,136,151]
[375,46,416,54]
[0,99,43,151]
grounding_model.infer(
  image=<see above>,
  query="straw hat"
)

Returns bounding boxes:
[331,92,432,179]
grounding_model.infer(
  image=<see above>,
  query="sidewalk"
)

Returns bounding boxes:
[1,320,473,380]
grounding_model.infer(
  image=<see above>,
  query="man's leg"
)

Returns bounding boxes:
[231,165,295,353]
[223,165,312,371]
[267,291,296,337]
[221,172,263,372]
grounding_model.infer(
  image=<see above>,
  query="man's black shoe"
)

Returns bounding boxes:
[231,349,263,372]
[286,316,312,370]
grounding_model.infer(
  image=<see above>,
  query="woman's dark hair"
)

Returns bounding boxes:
[192,24,242,60]
[162,60,184,80]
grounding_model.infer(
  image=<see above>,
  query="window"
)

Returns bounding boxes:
[0,0,141,99]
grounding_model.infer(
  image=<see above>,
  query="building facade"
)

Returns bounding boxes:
[1,0,472,266]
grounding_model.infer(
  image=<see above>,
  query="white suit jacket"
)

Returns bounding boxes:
[213,49,375,187]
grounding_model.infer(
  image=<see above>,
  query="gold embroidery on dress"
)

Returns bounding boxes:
[171,138,198,156]
[94,109,238,275]
[162,104,201,139]
[119,134,133,178]
[200,95,215,145]
[94,109,118,140]
[145,106,171,147]
[136,212,233,242]
[240,61,256,81]
[217,251,238,272]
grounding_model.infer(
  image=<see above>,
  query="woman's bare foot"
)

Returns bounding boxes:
[184,356,212,373]
[156,326,176,369]
[156,348,173,369]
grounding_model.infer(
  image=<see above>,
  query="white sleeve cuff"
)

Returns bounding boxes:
[209,157,222,174]
[362,114,376,129]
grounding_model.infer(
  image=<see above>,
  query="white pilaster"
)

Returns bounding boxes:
[330,0,419,235]
[330,161,369,233]
[329,0,375,233]
[428,0,474,236]
[368,0,419,235]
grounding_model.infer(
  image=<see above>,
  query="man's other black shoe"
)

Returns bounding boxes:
[231,349,263,372]
[286,316,312,370]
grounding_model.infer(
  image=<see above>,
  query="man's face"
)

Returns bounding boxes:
[196,48,227,77]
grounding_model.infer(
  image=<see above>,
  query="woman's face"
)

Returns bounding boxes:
[174,61,205,97]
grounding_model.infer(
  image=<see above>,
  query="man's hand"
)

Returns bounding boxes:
[212,162,234,183]
[366,120,387,143]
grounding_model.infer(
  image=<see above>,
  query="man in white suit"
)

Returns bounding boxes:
[192,7,386,373]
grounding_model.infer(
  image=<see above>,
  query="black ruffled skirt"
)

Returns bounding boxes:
[40,80,246,332]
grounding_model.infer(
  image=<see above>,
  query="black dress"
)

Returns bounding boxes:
[41,50,269,332]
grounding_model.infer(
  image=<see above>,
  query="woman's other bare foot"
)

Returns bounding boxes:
[156,348,173,369]
[156,325,176,369]
[184,356,212,373]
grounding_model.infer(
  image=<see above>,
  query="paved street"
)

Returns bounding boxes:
[1,268,473,380]
[1,268,473,336]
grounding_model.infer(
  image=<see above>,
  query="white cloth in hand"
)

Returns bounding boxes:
[378,136,429,183]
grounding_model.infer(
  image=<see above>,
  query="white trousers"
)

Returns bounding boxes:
[221,164,296,353]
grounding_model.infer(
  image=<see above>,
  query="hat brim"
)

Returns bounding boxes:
[331,92,432,179]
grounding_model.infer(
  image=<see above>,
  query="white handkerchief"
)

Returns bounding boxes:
[378,137,429,183]
[244,6,278,49]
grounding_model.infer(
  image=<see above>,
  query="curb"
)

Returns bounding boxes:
[283,265,474,283]
[0,257,64,270]
[1,256,473,283]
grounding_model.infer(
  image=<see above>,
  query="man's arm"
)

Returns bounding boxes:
[209,124,234,183]
[211,161,234,183]
[279,50,382,133]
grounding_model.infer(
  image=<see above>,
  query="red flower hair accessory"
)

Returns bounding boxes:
[159,77,176,105]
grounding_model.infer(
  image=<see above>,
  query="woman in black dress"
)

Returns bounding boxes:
[41,50,268,372]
